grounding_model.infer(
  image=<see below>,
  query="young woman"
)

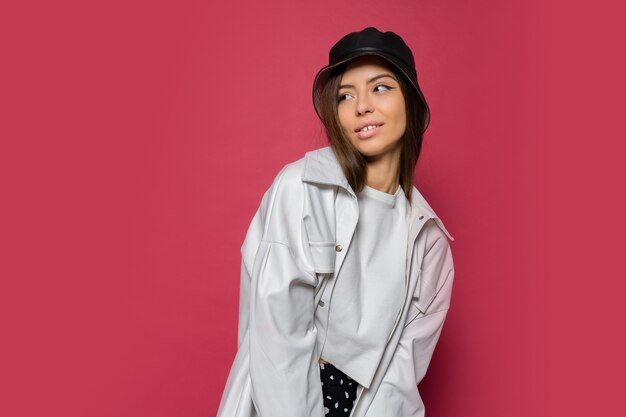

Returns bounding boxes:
[216,27,455,417]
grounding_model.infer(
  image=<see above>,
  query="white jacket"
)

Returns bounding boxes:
[217,146,455,417]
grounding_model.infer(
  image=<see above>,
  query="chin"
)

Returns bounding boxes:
[355,147,384,158]
[351,138,399,158]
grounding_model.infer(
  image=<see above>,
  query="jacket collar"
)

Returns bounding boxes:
[301,146,454,241]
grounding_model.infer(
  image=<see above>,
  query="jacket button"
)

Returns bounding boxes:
[319,300,326,307]
[419,215,424,220]
[335,244,342,252]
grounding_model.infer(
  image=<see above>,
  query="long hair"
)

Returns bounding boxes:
[315,61,427,203]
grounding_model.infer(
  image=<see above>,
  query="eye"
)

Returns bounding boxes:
[374,84,393,92]
[337,93,352,103]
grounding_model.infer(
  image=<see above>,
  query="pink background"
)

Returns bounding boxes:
[1,0,624,416]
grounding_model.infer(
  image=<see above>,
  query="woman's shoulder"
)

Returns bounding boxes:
[265,155,307,197]
[410,185,455,242]
[264,146,332,195]
[256,150,314,224]
[253,151,316,247]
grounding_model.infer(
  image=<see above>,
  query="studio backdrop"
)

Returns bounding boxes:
[2,1,623,416]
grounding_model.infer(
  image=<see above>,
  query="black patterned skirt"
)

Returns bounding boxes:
[319,362,359,416]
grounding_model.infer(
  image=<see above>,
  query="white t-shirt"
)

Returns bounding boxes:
[318,183,410,388]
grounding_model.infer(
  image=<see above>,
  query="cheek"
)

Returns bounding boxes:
[390,100,407,131]
[337,107,351,132]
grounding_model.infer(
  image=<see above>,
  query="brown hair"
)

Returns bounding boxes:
[315,60,427,203]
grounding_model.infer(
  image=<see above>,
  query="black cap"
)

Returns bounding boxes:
[312,27,430,132]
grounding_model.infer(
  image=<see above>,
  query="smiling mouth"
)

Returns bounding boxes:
[354,124,383,139]
[355,124,383,133]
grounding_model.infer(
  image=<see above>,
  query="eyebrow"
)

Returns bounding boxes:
[338,73,398,90]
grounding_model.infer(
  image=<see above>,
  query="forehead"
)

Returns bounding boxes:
[340,55,397,81]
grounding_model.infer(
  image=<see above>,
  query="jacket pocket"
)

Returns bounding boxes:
[307,241,336,274]
[404,270,438,326]
[404,301,423,326]
[415,280,437,314]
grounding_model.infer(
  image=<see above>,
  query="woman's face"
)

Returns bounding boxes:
[337,55,407,160]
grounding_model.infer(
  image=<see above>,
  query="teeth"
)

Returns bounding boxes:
[360,125,379,132]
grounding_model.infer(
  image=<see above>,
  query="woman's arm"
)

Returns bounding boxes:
[237,201,265,349]
[248,239,324,417]
[241,164,325,417]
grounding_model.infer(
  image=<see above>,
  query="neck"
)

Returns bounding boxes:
[364,145,402,194]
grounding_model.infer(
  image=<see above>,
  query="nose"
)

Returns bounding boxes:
[356,95,373,116]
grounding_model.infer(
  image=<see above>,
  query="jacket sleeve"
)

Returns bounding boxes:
[243,165,325,417]
[369,220,455,416]
[236,202,264,349]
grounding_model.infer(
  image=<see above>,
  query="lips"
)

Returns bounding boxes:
[354,121,384,133]
[354,123,384,139]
